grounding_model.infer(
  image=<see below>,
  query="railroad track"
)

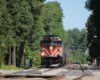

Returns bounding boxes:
[70,64,92,80]
[48,64,91,80]
[0,64,92,80]
[46,64,81,80]
[0,67,61,79]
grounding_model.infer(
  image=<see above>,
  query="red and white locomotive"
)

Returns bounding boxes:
[40,35,69,67]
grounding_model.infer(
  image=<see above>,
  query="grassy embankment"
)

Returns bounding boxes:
[0,64,42,70]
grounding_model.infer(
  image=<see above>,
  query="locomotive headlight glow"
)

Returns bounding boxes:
[50,46,53,50]
[50,37,52,39]
[41,53,45,56]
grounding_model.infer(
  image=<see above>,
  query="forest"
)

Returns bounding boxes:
[0,0,88,68]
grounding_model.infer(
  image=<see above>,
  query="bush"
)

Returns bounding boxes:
[1,64,23,70]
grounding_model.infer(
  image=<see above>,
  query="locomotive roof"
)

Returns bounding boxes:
[42,35,62,41]
[45,35,58,37]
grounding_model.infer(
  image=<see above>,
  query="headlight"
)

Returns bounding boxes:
[41,53,45,56]
[50,37,52,39]
[50,46,53,50]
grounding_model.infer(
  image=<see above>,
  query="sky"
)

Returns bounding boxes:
[45,0,92,31]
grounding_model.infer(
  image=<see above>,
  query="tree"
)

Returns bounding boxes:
[79,28,87,47]
[0,0,15,65]
[85,0,100,59]
[68,50,87,64]
[42,1,67,41]
[66,28,87,47]
[5,0,35,67]
[27,0,46,67]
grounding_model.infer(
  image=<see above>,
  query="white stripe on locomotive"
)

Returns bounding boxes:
[51,49,57,56]
[42,50,47,56]
[55,49,62,56]
[42,48,50,56]
[42,48,62,56]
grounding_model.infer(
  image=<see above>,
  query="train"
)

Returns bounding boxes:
[40,35,69,67]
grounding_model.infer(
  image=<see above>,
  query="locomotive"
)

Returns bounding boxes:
[40,35,69,67]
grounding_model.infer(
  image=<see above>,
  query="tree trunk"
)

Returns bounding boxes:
[19,42,24,68]
[31,61,34,67]
[12,45,16,67]
[20,52,24,68]
[8,46,11,65]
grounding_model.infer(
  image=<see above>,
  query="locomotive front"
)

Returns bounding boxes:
[40,35,63,66]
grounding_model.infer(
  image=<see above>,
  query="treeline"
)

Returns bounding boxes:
[69,51,87,64]
[0,0,66,67]
[66,28,87,63]
[85,0,100,60]
[66,28,87,48]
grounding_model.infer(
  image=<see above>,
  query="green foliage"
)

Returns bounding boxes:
[31,50,41,66]
[68,51,87,64]
[86,54,93,62]
[23,46,41,67]
[0,0,45,68]
[1,64,23,70]
[85,0,100,59]
[66,28,87,47]
[42,1,67,41]
[25,45,32,59]
[80,29,87,47]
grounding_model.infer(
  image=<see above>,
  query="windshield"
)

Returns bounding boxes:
[41,40,62,45]
[51,41,62,45]
[40,40,51,45]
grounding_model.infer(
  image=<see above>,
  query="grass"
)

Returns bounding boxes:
[0,64,42,70]
[0,64,23,70]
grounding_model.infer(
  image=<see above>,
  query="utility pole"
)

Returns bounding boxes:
[88,35,97,65]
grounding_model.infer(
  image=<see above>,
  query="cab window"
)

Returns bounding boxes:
[51,41,62,45]
[40,40,51,45]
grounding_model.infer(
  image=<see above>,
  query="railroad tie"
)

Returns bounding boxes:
[48,74,65,80]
